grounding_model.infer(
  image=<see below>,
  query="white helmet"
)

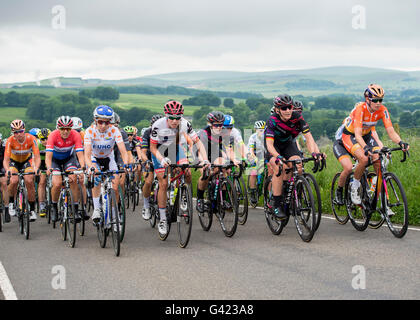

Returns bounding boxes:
[254,121,266,130]
[71,117,83,130]
[140,128,147,137]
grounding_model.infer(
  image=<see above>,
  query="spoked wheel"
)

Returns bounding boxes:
[217,178,238,237]
[381,172,409,238]
[149,181,159,228]
[303,172,322,231]
[109,189,121,256]
[331,172,350,225]
[263,176,285,235]
[247,175,258,209]
[197,186,213,232]
[345,173,370,232]
[64,189,77,248]
[292,176,316,242]
[367,172,385,229]
[177,185,193,248]
[118,185,126,242]
[58,195,67,242]
[234,176,248,226]
[22,189,30,240]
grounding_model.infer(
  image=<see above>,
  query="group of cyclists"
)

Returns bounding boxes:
[0,83,410,243]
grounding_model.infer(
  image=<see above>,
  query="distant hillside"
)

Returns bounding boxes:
[2,66,420,97]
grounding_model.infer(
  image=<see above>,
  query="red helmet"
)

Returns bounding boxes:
[56,116,74,129]
[164,101,184,115]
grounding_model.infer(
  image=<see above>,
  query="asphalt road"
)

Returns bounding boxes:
[1,203,419,300]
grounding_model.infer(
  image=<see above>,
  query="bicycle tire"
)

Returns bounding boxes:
[217,178,238,237]
[97,197,107,248]
[235,176,249,226]
[77,184,85,237]
[65,189,77,248]
[197,184,213,232]
[247,175,258,209]
[263,176,285,235]
[292,176,316,242]
[118,185,126,242]
[58,193,67,241]
[46,186,52,225]
[303,172,322,231]
[345,173,370,232]
[382,172,409,238]
[110,189,121,256]
[177,185,193,248]
[366,172,385,229]
[331,172,350,225]
[149,180,159,228]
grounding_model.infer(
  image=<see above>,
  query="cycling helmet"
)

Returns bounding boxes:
[254,121,266,130]
[71,117,83,130]
[93,105,114,119]
[111,112,120,125]
[364,84,385,99]
[223,115,235,128]
[123,126,135,134]
[10,119,25,132]
[150,114,164,126]
[273,94,293,107]
[56,116,74,129]
[207,111,225,124]
[164,101,184,115]
[293,100,304,113]
[37,128,51,140]
[132,126,138,135]
[270,106,276,114]
[140,128,147,137]
[29,128,40,137]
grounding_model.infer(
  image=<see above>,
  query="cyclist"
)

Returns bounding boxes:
[140,114,164,220]
[4,120,41,222]
[0,133,10,223]
[247,120,266,204]
[84,105,129,225]
[29,128,40,138]
[36,128,51,217]
[340,84,409,205]
[150,101,209,235]
[195,111,236,213]
[265,94,324,220]
[46,116,86,222]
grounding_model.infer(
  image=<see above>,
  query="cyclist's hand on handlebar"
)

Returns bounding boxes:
[200,160,211,170]
[275,155,284,166]
[363,145,373,157]
[160,157,171,168]
[399,141,410,152]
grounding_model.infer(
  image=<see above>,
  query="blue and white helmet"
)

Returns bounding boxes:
[93,105,114,120]
[29,128,40,137]
[223,115,234,129]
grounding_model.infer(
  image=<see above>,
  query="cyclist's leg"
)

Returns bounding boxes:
[7,161,20,208]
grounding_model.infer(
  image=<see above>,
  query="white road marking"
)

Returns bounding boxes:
[0,261,18,300]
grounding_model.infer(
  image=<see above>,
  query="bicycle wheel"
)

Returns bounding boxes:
[131,182,137,212]
[109,189,121,256]
[124,178,130,210]
[331,172,350,225]
[118,185,126,242]
[64,189,77,248]
[381,172,409,238]
[367,172,385,229]
[149,180,158,228]
[58,194,67,241]
[177,185,193,248]
[345,173,370,232]
[197,184,213,232]
[217,178,238,237]
[263,176,285,235]
[46,186,52,225]
[23,189,30,240]
[303,173,322,231]
[234,176,249,226]
[292,176,316,242]
[77,184,85,237]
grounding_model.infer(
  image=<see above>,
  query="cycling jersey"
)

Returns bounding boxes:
[150,117,198,150]
[0,140,5,171]
[141,127,152,161]
[37,140,47,161]
[265,112,310,145]
[5,133,39,163]
[46,129,83,160]
[114,127,130,166]
[229,127,244,145]
[197,126,233,162]
[247,132,264,158]
[84,125,123,158]
[344,102,392,136]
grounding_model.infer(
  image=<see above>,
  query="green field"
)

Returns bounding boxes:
[0,107,28,122]
[0,87,78,96]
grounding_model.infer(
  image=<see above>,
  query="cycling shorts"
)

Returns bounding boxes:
[341,131,379,156]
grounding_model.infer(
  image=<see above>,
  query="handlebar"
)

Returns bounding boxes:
[372,146,409,163]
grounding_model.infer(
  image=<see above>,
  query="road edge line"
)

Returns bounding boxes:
[0,261,18,300]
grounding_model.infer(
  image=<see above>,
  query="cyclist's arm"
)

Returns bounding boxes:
[266,138,280,159]
[32,140,41,171]
[127,150,134,164]
[385,126,404,145]
[116,141,129,166]
[193,138,208,163]
[150,142,163,163]
[371,128,384,149]
[84,143,94,169]
[140,149,148,163]
[45,151,53,171]
[303,132,319,154]
[76,151,85,169]
[354,127,367,150]
[3,141,10,172]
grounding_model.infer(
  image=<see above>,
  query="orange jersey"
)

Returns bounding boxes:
[5,133,40,163]
[344,102,392,136]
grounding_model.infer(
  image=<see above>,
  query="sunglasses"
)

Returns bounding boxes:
[213,123,223,128]
[59,127,72,131]
[127,134,133,137]
[41,138,47,141]
[13,130,25,135]
[97,120,111,125]
[279,105,293,111]
[167,115,182,121]
[370,98,383,104]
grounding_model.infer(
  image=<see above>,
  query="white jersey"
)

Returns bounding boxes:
[247,132,264,158]
[84,124,123,158]
[230,127,244,144]
[150,117,198,147]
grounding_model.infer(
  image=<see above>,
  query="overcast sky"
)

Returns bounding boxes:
[0,0,419,83]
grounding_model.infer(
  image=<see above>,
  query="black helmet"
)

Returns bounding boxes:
[150,114,164,126]
[273,94,293,107]
[293,100,304,113]
[206,111,225,124]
